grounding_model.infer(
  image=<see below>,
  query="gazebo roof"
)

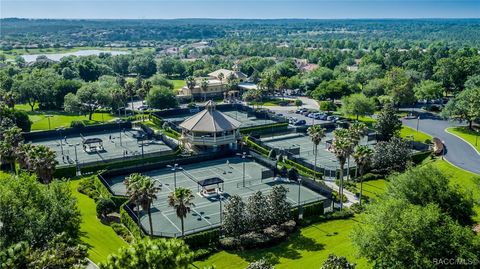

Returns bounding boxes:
[197,177,224,187]
[179,101,241,133]
[83,138,103,144]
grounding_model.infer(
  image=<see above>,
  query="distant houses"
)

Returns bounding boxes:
[179,69,251,100]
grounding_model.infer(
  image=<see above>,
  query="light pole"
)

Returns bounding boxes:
[46,115,53,130]
[297,178,302,219]
[70,143,80,175]
[116,120,124,146]
[219,193,223,226]
[416,115,420,132]
[167,164,182,189]
[56,127,65,155]
[236,152,248,187]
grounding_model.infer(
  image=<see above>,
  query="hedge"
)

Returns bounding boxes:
[302,201,325,219]
[150,113,164,127]
[410,150,433,164]
[240,122,289,135]
[245,136,270,156]
[183,229,220,249]
[120,203,144,239]
[284,158,322,179]
[53,165,77,178]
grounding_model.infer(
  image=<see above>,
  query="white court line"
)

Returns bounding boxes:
[160,211,182,232]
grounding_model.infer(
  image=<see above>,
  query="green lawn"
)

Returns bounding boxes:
[343,115,377,128]
[170,79,185,90]
[399,125,432,143]
[446,126,480,153]
[429,159,480,222]
[194,217,370,269]
[69,179,127,264]
[356,179,386,200]
[15,104,117,131]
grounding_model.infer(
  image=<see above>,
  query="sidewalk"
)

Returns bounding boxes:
[323,176,358,207]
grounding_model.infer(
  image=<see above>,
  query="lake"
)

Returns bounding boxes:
[22,49,130,62]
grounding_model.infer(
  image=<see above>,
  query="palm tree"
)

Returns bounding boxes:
[348,122,367,180]
[27,145,57,184]
[124,173,146,227]
[185,76,196,102]
[200,78,209,102]
[137,177,161,235]
[0,127,23,172]
[168,187,195,237]
[307,125,326,180]
[15,142,34,170]
[218,72,224,86]
[332,128,354,211]
[352,145,374,206]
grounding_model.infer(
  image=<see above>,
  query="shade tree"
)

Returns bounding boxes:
[341,93,375,120]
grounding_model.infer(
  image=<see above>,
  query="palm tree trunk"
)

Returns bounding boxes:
[181,217,185,237]
[148,206,153,236]
[339,164,344,211]
[359,171,364,207]
[314,144,318,180]
[136,203,141,226]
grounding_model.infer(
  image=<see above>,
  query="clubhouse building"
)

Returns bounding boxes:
[179,101,241,149]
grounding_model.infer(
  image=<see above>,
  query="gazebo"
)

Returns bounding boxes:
[82,138,104,153]
[179,100,241,148]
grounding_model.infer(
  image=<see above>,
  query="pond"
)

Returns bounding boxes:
[22,49,130,62]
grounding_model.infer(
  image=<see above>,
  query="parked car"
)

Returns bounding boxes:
[293,120,306,126]
[138,105,149,110]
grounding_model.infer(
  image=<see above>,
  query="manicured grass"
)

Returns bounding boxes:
[69,179,127,264]
[446,126,480,152]
[15,104,117,131]
[399,125,432,143]
[356,179,386,199]
[428,159,480,222]
[344,115,377,128]
[194,217,370,269]
[170,79,185,90]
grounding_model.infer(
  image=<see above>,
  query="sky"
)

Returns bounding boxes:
[1,0,479,19]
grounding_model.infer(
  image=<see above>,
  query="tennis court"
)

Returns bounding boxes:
[30,129,173,167]
[104,156,328,237]
[261,133,372,175]
[162,110,277,128]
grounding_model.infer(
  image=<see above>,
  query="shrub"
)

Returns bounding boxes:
[96,198,116,219]
[332,191,348,203]
[319,101,336,111]
[219,237,240,250]
[183,229,220,249]
[239,232,269,249]
[302,201,324,218]
[350,203,366,214]
[362,172,384,182]
[70,120,86,129]
[246,258,275,269]
[120,203,144,239]
[280,220,297,233]
[294,99,303,107]
[263,225,286,240]
[193,248,216,261]
[111,223,133,243]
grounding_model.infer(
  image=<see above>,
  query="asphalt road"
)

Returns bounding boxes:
[401,109,480,174]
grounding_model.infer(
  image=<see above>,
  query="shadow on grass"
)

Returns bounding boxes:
[226,231,325,265]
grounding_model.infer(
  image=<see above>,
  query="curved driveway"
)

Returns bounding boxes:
[401,109,480,174]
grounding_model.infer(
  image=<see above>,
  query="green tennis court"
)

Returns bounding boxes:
[29,129,173,167]
[104,156,328,237]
